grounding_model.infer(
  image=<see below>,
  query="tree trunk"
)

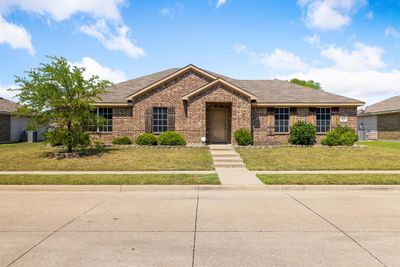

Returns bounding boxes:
[67,121,72,153]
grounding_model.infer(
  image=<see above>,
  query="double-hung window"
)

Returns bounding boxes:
[274,108,290,133]
[316,108,331,133]
[152,107,168,134]
[90,108,113,132]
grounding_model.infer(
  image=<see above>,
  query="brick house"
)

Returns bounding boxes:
[0,97,46,143]
[93,65,364,145]
[358,96,400,140]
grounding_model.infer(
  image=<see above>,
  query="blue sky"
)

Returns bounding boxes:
[1,0,400,105]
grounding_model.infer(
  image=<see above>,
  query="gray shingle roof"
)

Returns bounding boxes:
[97,68,179,103]
[361,96,400,115]
[0,97,19,114]
[97,66,364,105]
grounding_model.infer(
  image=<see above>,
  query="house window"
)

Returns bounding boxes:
[152,107,168,134]
[90,108,113,132]
[274,108,290,133]
[316,108,331,133]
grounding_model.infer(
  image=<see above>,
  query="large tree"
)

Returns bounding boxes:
[290,78,321,90]
[14,56,111,153]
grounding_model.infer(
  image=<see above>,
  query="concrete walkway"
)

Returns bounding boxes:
[210,145,263,185]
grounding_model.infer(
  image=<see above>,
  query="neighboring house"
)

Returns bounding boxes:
[0,97,46,143]
[94,64,364,145]
[358,96,400,140]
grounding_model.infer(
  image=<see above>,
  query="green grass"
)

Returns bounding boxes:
[0,142,214,171]
[237,141,400,170]
[0,174,220,185]
[257,174,400,185]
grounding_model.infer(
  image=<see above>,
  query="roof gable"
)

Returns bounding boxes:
[182,78,257,101]
[126,64,217,101]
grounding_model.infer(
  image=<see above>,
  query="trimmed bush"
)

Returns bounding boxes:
[289,121,316,145]
[135,133,158,146]
[321,126,358,146]
[234,128,252,146]
[112,136,132,145]
[158,131,187,146]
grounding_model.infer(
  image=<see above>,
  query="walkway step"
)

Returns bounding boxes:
[213,157,243,163]
[214,162,246,168]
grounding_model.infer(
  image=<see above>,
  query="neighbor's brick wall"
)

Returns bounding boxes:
[377,113,400,140]
[251,106,358,145]
[0,115,10,142]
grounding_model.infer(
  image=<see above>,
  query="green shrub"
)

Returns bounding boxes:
[289,121,316,145]
[135,133,158,146]
[234,128,252,146]
[158,131,186,146]
[112,136,132,145]
[45,129,90,149]
[321,126,358,146]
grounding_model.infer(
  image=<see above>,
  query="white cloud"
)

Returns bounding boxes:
[0,15,34,54]
[232,43,246,53]
[298,0,366,30]
[256,49,310,73]
[79,20,145,59]
[72,57,127,83]
[262,43,399,105]
[321,42,385,71]
[366,11,373,19]
[0,0,124,22]
[385,27,400,39]
[216,0,227,8]
[304,34,320,45]
[160,8,173,17]
[0,84,18,102]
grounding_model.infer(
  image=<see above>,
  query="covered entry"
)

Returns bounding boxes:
[206,103,232,144]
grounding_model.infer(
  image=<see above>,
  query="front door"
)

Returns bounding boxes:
[211,109,228,144]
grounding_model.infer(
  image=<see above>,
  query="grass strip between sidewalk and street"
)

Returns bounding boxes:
[0,174,220,185]
[257,174,400,185]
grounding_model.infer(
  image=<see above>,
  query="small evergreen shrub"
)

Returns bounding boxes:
[321,126,358,146]
[112,136,132,145]
[158,131,187,146]
[289,121,316,145]
[135,133,158,146]
[234,128,252,146]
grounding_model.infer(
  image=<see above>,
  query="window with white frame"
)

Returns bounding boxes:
[90,108,113,132]
[152,107,168,134]
[316,108,331,133]
[274,108,290,133]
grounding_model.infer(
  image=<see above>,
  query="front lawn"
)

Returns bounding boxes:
[0,143,214,171]
[0,174,220,185]
[237,141,400,170]
[257,174,400,185]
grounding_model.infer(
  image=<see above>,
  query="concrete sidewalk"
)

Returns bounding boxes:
[1,188,398,266]
[0,170,216,175]
[254,170,400,174]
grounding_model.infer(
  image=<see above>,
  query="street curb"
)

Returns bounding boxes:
[1,184,400,191]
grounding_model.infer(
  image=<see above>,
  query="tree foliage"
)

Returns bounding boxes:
[290,78,321,90]
[13,56,112,152]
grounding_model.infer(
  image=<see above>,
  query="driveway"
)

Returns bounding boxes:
[1,186,399,266]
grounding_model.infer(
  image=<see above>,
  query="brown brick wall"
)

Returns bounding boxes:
[251,106,358,145]
[92,69,358,145]
[0,115,11,142]
[377,113,400,140]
